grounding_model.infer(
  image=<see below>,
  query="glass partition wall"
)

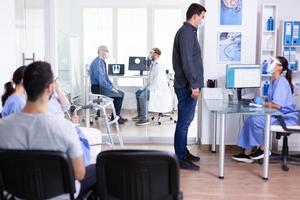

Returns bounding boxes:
[18,0,202,144]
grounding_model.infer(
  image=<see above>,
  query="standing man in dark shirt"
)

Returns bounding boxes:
[172,3,206,171]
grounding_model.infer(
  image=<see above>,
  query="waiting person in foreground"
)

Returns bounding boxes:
[0,61,95,198]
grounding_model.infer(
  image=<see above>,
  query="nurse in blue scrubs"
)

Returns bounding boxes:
[1,66,26,117]
[232,56,298,163]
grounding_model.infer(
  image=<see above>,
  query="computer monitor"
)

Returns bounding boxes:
[128,56,152,75]
[108,64,125,76]
[226,64,261,100]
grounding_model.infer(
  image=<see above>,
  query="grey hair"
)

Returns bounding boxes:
[98,45,108,55]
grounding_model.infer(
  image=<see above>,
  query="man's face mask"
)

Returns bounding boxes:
[198,19,205,29]
[149,51,154,61]
[104,52,109,59]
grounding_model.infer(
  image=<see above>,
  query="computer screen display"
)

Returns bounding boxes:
[108,64,125,75]
[226,64,261,89]
[128,56,151,71]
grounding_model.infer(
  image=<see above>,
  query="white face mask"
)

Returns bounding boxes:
[104,52,109,59]
[267,58,281,74]
[198,19,205,29]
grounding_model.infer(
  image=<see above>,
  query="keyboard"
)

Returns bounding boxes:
[239,98,253,104]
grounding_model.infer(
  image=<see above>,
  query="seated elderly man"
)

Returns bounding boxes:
[89,45,127,124]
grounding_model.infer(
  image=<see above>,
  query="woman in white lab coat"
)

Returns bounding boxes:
[133,48,173,126]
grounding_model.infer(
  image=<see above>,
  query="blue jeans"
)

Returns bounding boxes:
[136,88,150,121]
[78,164,96,197]
[174,87,197,159]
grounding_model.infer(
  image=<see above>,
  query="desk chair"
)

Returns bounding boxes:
[151,112,177,125]
[270,110,300,171]
[0,150,76,200]
[96,149,183,200]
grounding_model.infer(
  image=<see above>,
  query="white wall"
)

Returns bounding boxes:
[0,0,17,110]
[200,0,258,145]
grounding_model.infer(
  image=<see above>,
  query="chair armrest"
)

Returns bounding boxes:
[274,110,300,133]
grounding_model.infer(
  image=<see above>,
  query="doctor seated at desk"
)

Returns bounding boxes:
[232,56,299,163]
[132,47,173,126]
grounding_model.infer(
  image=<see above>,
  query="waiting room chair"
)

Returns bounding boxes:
[0,150,76,200]
[270,110,300,171]
[96,149,183,200]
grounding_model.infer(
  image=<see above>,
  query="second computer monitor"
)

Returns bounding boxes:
[226,64,261,100]
[128,56,151,75]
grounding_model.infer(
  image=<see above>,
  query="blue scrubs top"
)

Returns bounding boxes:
[268,76,298,125]
[1,95,25,117]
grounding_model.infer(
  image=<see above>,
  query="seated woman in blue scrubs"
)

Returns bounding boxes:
[232,56,299,163]
[1,66,26,117]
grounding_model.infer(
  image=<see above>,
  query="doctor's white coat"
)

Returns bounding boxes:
[147,59,173,113]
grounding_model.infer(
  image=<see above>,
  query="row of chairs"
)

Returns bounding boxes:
[0,149,182,200]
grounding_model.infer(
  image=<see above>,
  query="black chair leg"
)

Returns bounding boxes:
[281,136,289,171]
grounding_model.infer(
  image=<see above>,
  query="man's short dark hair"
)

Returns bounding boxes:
[186,3,206,20]
[23,61,54,101]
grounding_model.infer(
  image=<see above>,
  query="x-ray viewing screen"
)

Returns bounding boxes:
[108,64,125,75]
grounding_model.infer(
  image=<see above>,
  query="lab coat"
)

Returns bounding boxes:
[147,59,173,113]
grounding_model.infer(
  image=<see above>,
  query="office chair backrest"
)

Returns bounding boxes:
[0,150,76,200]
[96,149,181,200]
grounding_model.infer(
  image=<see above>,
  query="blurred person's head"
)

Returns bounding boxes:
[23,61,54,103]
[1,66,26,106]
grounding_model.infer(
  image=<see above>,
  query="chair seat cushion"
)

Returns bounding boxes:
[271,125,300,133]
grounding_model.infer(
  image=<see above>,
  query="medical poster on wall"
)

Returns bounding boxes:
[220,0,242,25]
[218,32,242,63]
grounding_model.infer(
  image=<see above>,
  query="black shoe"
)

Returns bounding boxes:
[135,120,150,126]
[119,116,128,122]
[111,115,127,124]
[118,118,125,124]
[250,148,271,160]
[179,158,200,171]
[232,152,253,163]
[132,116,140,121]
[96,110,101,117]
[186,152,200,162]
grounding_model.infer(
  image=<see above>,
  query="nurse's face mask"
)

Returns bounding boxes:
[267,58,282,74]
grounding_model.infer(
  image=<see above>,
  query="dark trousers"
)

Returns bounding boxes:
[79,164,96,197]
[174,87,197,159]
[91,85,124,116]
